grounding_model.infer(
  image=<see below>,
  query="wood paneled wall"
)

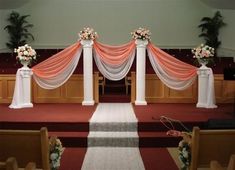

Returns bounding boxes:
[0,73,234,104]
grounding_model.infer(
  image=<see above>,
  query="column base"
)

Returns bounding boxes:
[196,102,206,108]
[197,102,217,109]
[135,100,147,105]
[9,103,33,109]
[82,100,95,106]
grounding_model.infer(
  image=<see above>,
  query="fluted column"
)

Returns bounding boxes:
[196,65,210,108]
[81,40,94,105]
[20,67,33,107]
[135,39,148,105]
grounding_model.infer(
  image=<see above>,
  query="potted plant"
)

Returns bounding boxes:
[198,11,226,56]
[4,11,34,52]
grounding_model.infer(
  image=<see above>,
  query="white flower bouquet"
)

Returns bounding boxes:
[78,27,98,40]
[131,27,151,41]
[178,132,192,170]
[192,44,214,65]
[14,44,36,65]
[49,136,65,170]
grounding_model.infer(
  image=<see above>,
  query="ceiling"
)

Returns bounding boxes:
[0,0,235,10]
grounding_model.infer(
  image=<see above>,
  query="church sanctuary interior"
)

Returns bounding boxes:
[0,0,235,170]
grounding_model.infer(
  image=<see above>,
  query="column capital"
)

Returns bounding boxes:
[81,39,94,48]
[135,39,148,48]
[19,68,33,78]
[197,68,210,77]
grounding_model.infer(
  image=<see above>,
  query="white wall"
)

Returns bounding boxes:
[217,9,235,57]
[0,0,214,51]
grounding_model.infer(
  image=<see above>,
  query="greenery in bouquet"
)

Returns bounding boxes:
[191,44,214,65]
[14,44,36,65]
[178,132,192,170]
[49,136,65,170]
[131,27,151,41]
[78,27,98,40]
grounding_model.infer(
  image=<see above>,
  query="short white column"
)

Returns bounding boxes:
[196,65,211,108]
[135,39,148,105]
[81,40,95,105]
[19,67,33,108]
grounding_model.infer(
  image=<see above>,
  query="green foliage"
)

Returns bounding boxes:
[198,11,226,54]
[4,11,34,51]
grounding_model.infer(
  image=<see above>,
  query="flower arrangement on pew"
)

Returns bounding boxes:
[159,116,192,170]
[131,27,151,41]
[49,136,65,170]
[78,27,98,40]
[14,44,36,67]
[178,132,192,170]
[191,44,214,66]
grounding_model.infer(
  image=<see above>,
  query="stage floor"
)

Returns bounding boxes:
[0,103,234,123]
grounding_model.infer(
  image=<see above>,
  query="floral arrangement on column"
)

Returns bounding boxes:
[49,136,65,170]
[131,27,151,41]
[14,44,36,67]
[78,27,98,40]
[191,44,214,66]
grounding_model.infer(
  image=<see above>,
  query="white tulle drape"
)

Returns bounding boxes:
[93,49,135,81]
[33,47,82,89]
[147,48,196,90]
[9,69,32,109]
[203,68,217,108]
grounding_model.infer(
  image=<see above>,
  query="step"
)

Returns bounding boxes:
[49,131,88,147]
[88,131,139,147]
[138,132,181,147]
[90,122,137,131]
[48,131,182,147]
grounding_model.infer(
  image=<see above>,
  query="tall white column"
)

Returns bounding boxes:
[20,67,33,108]
[135,39,148,105]
[81,40,95,105]
[196,65,210,108]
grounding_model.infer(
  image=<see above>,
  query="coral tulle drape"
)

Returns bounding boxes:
[93,41,135,80]
[147,42,197,90]
[32,42,82,89]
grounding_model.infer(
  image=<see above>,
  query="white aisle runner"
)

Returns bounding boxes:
[81,103,145,170]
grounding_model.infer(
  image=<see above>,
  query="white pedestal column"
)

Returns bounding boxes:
[20,67,33,108]
[135,39,148,105]
[81,40,95,105]
[196,65,210,108]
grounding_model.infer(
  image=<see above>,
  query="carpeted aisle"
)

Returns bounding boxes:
[81,103,145,170]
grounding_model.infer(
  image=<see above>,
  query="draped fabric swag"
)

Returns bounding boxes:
[147,42,216,108]
[93,41,135,81]
[32,42,82,89]
[147,42,197,90]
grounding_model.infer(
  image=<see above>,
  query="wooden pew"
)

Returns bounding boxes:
[190,127,235,170]
[0,157,36,170]
[210,154,235,170]
[0,128,50,170]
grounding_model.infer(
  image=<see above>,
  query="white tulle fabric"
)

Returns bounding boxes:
[147,48,196,90]
[204,68,217,108]
[93,48,135,81]
[9,69,32,109]
[33,47,82,89]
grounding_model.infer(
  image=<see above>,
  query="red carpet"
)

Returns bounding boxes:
[0,103,96,122]
[59,147,178,170]
[0,103,234,169]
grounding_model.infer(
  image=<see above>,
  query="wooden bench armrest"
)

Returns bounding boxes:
[210,160,224,170]
[227,154,235,170]
[24,162,36,170]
